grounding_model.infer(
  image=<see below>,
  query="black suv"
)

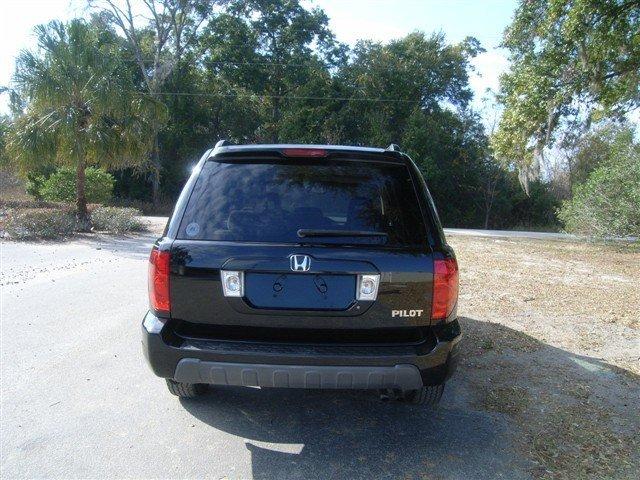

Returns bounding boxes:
[142,142,460,405]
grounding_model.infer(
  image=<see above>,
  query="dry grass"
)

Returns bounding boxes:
[450,234,640,479]
[529,401,639,480]
[481,385,531,415]
[451,235,640,370]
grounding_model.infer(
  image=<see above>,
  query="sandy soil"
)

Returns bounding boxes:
[448,234,639,479]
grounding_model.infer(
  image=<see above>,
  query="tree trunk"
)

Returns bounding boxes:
[151,164,161,209]
[151,134,161,210]
[76,160,90,231]
[483,177,497,229]
[271,82,282,143]
[271,97,280,143]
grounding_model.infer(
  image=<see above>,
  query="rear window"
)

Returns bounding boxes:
[177,159,428,248]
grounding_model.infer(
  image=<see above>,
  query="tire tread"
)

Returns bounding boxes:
[405,384,444,406]
[165,379,205,398]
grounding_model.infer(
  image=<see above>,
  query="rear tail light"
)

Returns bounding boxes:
[356,274,380,301]
[431,258,459,321]
[282,148,327,158]
[221,270,244,297]
[149,248,171,314]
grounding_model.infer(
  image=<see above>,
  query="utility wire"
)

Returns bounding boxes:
[123,59,334,68]
[143,91,423,103]
[119,55,494,69]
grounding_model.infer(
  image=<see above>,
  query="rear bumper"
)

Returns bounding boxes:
[141,311,461,389]
[174,360,424,390]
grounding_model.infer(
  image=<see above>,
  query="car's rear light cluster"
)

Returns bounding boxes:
[431,258,459,321]
[149,247,171,315]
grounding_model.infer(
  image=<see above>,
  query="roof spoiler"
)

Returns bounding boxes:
[214,139,232,148]
[386,143,401,152]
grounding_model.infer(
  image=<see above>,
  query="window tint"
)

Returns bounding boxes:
[177,159,428,247]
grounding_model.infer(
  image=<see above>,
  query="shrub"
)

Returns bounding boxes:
[4,208,76,240]
[110,197,174,215]
[558,130,640,237]
[509,180,561,230]
[25,165,56,200]
[37,167,115,204]
[90,206,143,233]
[0,199,61,209]
[25,174,47,200]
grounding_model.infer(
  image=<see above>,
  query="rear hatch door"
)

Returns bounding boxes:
[169,152,434,327]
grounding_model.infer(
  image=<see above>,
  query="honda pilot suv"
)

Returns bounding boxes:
[142,142,460,405]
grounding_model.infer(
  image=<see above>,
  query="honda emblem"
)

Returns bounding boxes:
[290,254,311,272]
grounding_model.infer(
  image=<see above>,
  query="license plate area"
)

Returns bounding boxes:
[244,273,356,310]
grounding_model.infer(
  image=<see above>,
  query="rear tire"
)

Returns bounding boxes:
[402,384,444,406]
[165,379,206,398]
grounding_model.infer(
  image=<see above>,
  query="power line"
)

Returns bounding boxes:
[205,60,335,68]
[125,59,333,68]
[121,52,502,69]
[145,91,423,103]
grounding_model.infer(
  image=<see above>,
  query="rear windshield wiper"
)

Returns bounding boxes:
[297,229,388,238]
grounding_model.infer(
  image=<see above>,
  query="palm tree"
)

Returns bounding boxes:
[7,19,163,229]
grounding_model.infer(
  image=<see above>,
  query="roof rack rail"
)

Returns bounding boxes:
[214,139,231,148]
[386,143,401,152]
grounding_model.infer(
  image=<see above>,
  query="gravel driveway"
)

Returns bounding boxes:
[1,229,638,479]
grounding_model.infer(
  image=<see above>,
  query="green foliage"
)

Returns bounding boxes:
[25,174,46,200]
[8,20,159,170]
[25,164,56,200]
[493,0,640,187]
[559,130,640,237]
[564,124,630,187]
[6,19,163,224]
[339,33,480,146]
[403,108,489,227]
[90,206,143,233]
[509,180,562,229]
[200,0,344,142]
[4,207,76,239]
[6,0,564,230]
[0,116,10,166]
[36,167,114,204]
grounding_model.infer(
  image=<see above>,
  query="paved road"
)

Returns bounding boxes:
[444,227,639,242]
[443,228,577,241]
[1,233,530,479]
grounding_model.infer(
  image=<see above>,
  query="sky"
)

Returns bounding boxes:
[0,0,518,118]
